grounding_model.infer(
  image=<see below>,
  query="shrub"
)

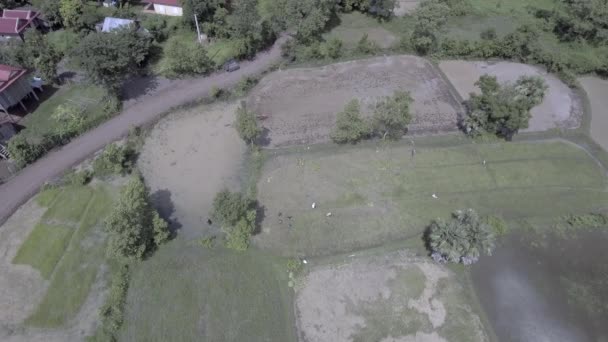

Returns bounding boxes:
[322,38,343,59]
[52,104,86,139]
[92,143,133,178]
[233,76,258,96]
[565,213,608,229]
[142,14,169,42]
[426,209,495,265]
[211,189,257,251]
[164,36,213,76]
[64,169,92,186]
[331,99,371,144]
[7,134,43,166]
[209,86,223,98]
[95,264,130,341]
[235,101,262,145]
[356,33,379,55]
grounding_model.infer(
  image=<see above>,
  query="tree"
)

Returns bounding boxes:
[426,209,495,265]
[72,28,150,90]
[331,100,371,144]
[235,101,262,145]
[372,91,413,139]
[323,38,343,59]
[211,189,257,251]
[410,0,450,54]
[59,0,84,29]
[38,0,63,29]
[462,74,548,139]
[277,0,334,42]
[164,36,213,76]
[182,0,227,28]
[7,134,42,166]
[0,0,23,10]
[105,175,170,261]
[21,30,61,83]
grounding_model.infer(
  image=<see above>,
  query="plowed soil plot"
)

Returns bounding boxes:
[248,56,462,147]
[439,60,582,132]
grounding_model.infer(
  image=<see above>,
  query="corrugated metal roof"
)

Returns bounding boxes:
[0,65,27,93]
[146,0,181,7]
[101,17,135,32]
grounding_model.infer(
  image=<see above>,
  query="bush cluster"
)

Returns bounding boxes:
[211,189,257,251]
[92,143,135,178]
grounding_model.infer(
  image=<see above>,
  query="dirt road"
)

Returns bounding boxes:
[0,35,288,227]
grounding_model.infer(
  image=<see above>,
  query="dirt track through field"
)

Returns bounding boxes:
[0,35,289,228]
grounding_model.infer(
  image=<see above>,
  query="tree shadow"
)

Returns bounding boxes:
[150,189,182,233]
[120,74,160,102]
[253,203,266,235]
[323,10,342,34]
[255,127,272,147]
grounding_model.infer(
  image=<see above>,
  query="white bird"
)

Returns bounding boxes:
[326,212,332,217]
[312,202,316,209]
[432,194,438,199]
[302,259,308,264]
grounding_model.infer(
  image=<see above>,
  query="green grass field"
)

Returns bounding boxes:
[119,240,297,342]
[21,85,115,142]
[255,139,608,256]
[12,185,115,327]
[323,12,398,49]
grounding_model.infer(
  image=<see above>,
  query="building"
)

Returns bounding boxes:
[0,64,38,118]
[0,9,41,40]
[144,0,183,16]
[99,17,137,32]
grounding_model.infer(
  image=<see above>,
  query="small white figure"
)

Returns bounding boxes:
[326,212,332,217]
[302,259,308,264]
[312,202,316,209]
[432,194,438,199]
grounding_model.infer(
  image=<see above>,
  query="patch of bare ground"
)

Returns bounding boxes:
[138,101,246,236]
[248,56,462,147]
[394,0,423,16]
[579,76,608,151]
[439,60,582,132]
[295,251,488,342]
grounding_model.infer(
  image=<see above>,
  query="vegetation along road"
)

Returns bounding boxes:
[0,35,289,227]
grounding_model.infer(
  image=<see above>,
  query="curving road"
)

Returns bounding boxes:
[0,35,289,227]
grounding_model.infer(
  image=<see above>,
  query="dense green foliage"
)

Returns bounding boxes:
[372,91,413,140]
[426,209,496,265]
[211,189,257,251]
[59,0,84,29]
[92,143,134,178]
[462,75,547,139]
[0,30,61,83]
[163,35,213,76]
[105,176,170,262]
[235,101,262,145]
[92,264,130,342]
[331,100,371,143]
[72,28,151,90]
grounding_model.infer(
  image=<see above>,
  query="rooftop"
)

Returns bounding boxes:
[0,65,27,93]
[0,9,39,35]
[101,17,136,32]
[146,0,181,7]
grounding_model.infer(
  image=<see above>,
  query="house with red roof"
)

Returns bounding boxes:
[144,0,183,16]
[0,9,41,40]
[0,64,38,118]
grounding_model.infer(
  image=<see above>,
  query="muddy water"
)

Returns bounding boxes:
[471,230,608,342]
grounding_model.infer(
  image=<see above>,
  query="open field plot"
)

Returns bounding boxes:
[439,60,582,132]
[579,77,608,152]
[296,251,488,342]
[248,56,463,147]
[0,184,115,340]
[138,101,246,236]
[120,240,297,342]
[323,12,397,49]
[255,140,608,256]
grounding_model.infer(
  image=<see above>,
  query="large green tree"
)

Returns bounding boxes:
[463,74,547,139]
[211,189,257,251]
[331,99,371,144]
[105,175,170,262]
[72,28,151,90]
[182,0,227,28]
[59,0,84,29]
[163,35,213,76]
[426,209,495,265]
[372,91,413,140]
